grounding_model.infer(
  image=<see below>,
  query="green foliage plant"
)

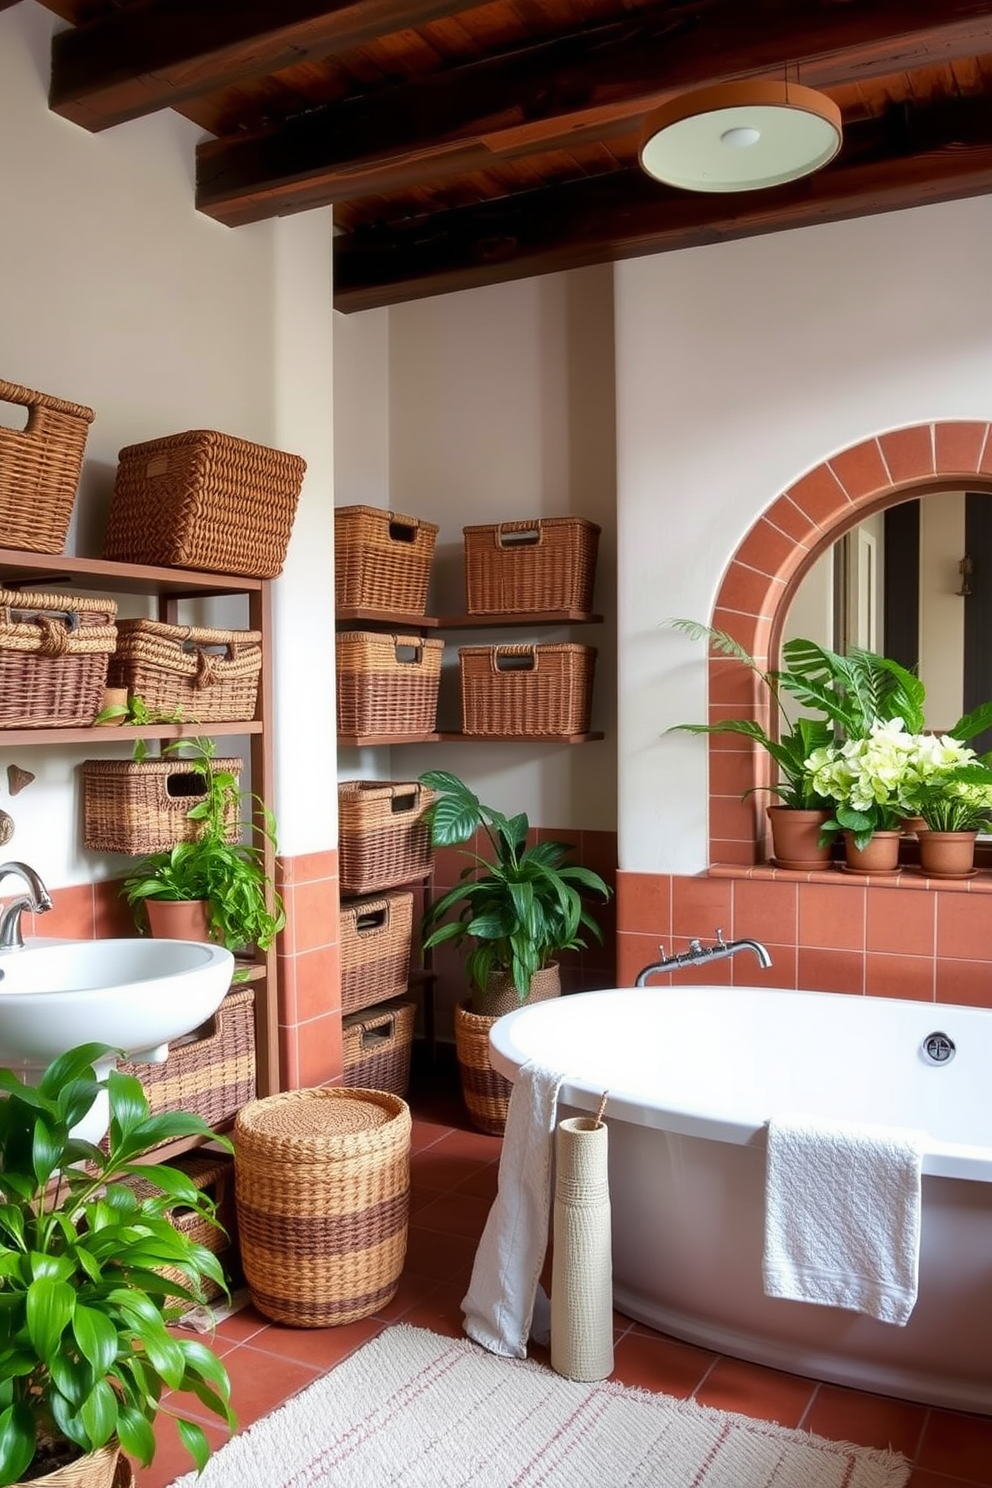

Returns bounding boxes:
[418,770,611,1009]
[120,737,285,953]
[91,694,186,762]
[0,1044,236,1486]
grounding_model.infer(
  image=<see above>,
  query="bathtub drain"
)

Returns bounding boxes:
[921,1031,955,1064]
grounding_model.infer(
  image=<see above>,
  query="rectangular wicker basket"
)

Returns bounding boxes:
[119,1151,240,1303]
[119,986,255,1139]
[342,999,416,1097]
[338,779,436,895]
[463,516,600,614]
[107,619,262,723]
[459,642,597,736]
[340,890,413,1016]
[103,428,307,578]
[335,505,438,615]
[0,587,118,728]
[336,631,444,737]
[81,755,242,854]
[0,378,95,554]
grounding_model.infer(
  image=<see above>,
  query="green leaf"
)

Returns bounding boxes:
[116,1407,156,1466]
[79,1379,119,1447]
[0,1402,36,1486]
[25,1276,74,1361]
[72,1304,119,1377]
[176,1417,213,1474]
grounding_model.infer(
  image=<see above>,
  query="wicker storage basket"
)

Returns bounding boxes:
[335,505,438,615]
[107,619,262,723]
[117,1151,239,1303]
[118,988,255,1139]
[0,588,117,728]
[0,379,95,555]
[81,756,242,854]
[234,1087,411,1327]
[459,642,596,736]
[338,779,436,895]
[103,429,307,578]
[463,516,600,614]
[340,889,413,1015]
[454,1003,513,1137]
[336,631,444,737]
[342,1000,415,1097]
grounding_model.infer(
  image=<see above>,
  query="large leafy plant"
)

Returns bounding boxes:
[121,737,284,952]
[418,770,611,1008]
[0,1044,235,1486]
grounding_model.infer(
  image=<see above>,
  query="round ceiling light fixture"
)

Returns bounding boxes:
[639,80,842,193]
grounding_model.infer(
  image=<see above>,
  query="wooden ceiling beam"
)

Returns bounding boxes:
[196,0,992,226]
[332,97,992,312]
[48,0,486,131]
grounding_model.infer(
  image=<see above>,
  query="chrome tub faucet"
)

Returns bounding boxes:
[0,862,53,950]
[635,928,772,986]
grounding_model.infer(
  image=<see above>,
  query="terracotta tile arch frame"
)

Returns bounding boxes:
[707,421,992,867]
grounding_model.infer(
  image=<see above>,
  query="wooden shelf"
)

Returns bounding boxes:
[0,721,263,747]
[336,606,439,627]
[338,731,441,747]
[0,547,263,598]
[334,606,602,629]
[436,731,605,744]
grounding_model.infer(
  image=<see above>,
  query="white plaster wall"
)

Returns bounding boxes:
[0,5,335,877]
[616,195,992,875]
[370,266,619,830]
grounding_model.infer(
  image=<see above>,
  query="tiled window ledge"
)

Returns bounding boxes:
[708,863,992,893]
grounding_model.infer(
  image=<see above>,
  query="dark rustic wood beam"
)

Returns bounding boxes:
[197,0,992,226]
[48,0,486,130]
[332,97,992,312]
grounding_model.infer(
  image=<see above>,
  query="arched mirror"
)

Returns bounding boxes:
[783,489,992,754]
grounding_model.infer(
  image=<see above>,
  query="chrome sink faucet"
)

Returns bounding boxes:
[635,928,772,985]
[0,862,53,950]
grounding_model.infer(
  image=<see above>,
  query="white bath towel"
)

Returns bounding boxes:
[762,1112,925,1326]
[461,1060,566,1358]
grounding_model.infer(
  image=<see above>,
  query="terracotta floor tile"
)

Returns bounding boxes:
[242,1314,384,1369]
[393,1280,467,1338]
[412,1188,495,1238]
[176,1343,320,1430]
[409,1118,457,1152]
[133,1415,230,1488]
[611,1329,717,1398]
[429,1126,503,1163]
[917,1409,992,1483]
[410,1143,497,1192]
[907,1473,982,1488]
[694,1355,816,1427]
[403,1223,478,1282]
[370,1269,444,1323]
[803,1384,928,1458]
[209,1301,272,1345]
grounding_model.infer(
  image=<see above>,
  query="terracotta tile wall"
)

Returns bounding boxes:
[617,421,992,1012]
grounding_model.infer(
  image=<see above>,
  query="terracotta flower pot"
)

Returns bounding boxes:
[842,830,902,874]
[145,897,213,942]
[916,829,979,880]
[767,807,834,870]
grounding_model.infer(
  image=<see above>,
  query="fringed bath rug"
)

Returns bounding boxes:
[170,1323,910,1488]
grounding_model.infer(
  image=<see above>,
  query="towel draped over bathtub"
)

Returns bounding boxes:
[762,1112,925,1326]
[461,1060,566,1358]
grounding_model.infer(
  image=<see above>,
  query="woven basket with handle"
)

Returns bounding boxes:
[340,890,413,1015]
[81,755,242,854]
[335,505,438,614]
[107,619,262,723]
[0,588,117,728]
[0,378,95,555]
[338,779,436,895]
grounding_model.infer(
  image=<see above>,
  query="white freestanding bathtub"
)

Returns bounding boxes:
[489,985,992,1414]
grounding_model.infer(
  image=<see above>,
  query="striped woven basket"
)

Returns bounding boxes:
[342,1000,415,1097]
[234,1087,411,1328]
[107,619,262,723]
[0,588,117,728]
[338,779,436,895]
[454,966,561,1136]
[340,890,413,1015]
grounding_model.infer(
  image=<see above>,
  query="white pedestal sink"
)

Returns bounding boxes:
[0,937,236,1140]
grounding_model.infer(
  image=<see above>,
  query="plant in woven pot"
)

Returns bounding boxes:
[0,1043,236,1488]
[120,737,284,955]
[418,770,611,1135]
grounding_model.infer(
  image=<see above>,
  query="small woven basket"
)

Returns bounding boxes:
[463,516,600,614]
[336,631,444,737]
[338,779,436,895]
[0,378,95,555]
[453,1003,513,1137]
[335,505,438,614]
[234,1087,411,1327]
[107,619,262,723]
[118,988,255,1140]
[459,642,596,736]
[81,756,241,854]
[340,890,413,1015]
[0,588,117,728]
[342,1000,416,1097]
[103,429,306,578]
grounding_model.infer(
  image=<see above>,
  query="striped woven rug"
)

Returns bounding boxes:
[170,1323,910,1488]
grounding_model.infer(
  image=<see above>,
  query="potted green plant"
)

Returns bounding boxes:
[910,765,992,879]
[418,770,611,1133]
[121,737,284,954]
[0,1043,236,1487]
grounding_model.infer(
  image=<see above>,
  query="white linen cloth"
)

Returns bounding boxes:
[762,1112,925,1326]
[461,1060,566,1358]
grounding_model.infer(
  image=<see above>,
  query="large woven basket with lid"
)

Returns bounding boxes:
[234,1087,411,1327]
